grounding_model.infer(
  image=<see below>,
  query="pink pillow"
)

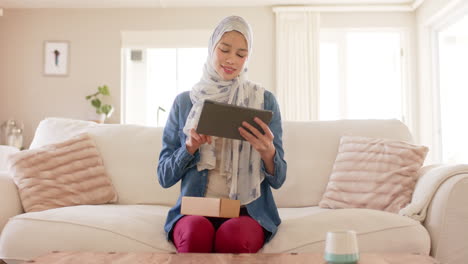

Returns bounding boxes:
[8,133,118,212]
[319,136,428,213]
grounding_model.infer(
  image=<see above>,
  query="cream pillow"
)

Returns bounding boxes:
[8,133,118,212]
[319,136,428,213]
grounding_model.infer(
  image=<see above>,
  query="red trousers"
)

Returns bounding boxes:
[171,212,265,253]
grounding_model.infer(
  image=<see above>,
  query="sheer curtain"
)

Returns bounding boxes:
[275,11,320,121]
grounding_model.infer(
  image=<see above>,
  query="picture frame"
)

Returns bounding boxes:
[43,41,69,76]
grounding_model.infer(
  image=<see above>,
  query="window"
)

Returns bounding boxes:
[437,14,468,163]
[319,30,406,121]
[123,48,207,127]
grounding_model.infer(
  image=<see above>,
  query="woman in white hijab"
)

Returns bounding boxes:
[158,15,287,253]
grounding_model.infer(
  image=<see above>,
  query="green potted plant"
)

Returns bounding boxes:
[85,85,114,123]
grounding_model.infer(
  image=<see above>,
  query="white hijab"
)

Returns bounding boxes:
[183,16,265,205]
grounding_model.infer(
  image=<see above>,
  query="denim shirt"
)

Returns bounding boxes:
[157,90,287,243]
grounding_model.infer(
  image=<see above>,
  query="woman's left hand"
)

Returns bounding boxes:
[239,117,276,166]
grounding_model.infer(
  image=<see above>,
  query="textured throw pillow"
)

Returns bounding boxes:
[319,136,428,213]
[8,133,118,212]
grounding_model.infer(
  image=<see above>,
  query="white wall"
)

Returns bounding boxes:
[0,8,275,147]
[0,7,416,148]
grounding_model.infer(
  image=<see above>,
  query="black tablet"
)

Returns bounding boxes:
[196,100,273,140]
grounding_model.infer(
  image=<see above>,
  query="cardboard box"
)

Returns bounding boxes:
[181,196,240,218]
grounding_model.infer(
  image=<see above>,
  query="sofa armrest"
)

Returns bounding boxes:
[0,171,23,233]
[399,164,468,221]
[423,173,468,264]
[399,164,468,264]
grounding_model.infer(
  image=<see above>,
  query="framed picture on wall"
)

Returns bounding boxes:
[43,41,69,76]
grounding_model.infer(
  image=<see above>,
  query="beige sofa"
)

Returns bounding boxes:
[0,118,467,264]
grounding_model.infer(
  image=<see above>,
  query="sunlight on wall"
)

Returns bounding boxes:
[438,14,468,163]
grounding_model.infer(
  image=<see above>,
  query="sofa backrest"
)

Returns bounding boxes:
[30,118,179,206]
[30,118,412,208]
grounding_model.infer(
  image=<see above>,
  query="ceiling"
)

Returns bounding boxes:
[0,0,424,9]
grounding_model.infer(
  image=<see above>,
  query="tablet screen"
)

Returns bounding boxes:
[196,100,273,140]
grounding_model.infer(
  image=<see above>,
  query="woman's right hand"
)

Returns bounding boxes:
[185,128,212,155]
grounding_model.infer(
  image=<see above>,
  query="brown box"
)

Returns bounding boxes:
[181,196,240,218]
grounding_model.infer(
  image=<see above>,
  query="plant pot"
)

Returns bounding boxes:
[87,112,106,124]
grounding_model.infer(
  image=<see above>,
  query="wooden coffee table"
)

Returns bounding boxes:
[22,251,440,264]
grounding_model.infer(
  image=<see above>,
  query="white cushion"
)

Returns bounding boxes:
[274,119,413,208]
[85,124,179,205]
[0,205,175,262]
[262,207,430,254]
[29,118,97,149]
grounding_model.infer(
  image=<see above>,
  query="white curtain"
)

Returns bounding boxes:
[275,11,320,121]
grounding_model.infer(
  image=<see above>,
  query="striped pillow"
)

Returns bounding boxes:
[319,136,428,213]
[8,133,117,212]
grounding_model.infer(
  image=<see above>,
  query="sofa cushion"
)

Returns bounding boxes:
[8,133,118,212]
[0,205,430,262]
[262,207,430,254]
[85,124,180,205]
[273,119,413,208]
[318,136,428,213]
[29,118,180,206]
[0,205,175,262]
[29,118,98,149]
